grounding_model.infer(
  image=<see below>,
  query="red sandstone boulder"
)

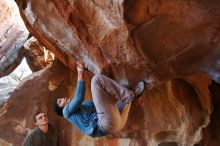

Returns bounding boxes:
[24,37,55,72]
[0,60,213,146]
[1,0,220,146]
[15,0,220,84]
[0,0,29,77]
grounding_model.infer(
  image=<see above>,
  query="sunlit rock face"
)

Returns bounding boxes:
[15,0,220,84]
[24,37,55,72]
[0,60,213,146]
[0,82,16,107]
[0,0,29,77]
[0,58,32,107]
[0,0,219,145]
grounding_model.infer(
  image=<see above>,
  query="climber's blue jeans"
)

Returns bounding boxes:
[91,74,133,133]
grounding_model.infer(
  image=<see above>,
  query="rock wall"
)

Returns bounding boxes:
[24,37,54,72]
[1,0,220,146]
[196,81,220,146]
[0,0,29,77]
[0,60,213,146]
[15,0,220,84]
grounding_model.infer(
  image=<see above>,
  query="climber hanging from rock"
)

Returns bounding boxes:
[53,62,149,137]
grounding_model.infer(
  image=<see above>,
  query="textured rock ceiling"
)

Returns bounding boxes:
[24,37,54,72]
[15,0,220,85]
[1,0,220,146]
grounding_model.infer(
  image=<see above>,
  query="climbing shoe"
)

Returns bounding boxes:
[133,81,146,102]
